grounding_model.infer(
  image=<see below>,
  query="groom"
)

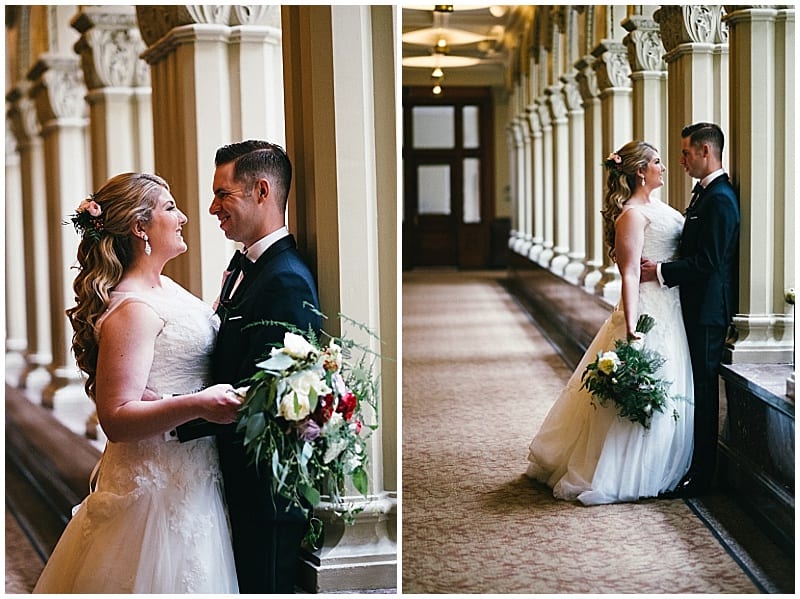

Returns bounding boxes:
[179,140,321,592]
[641,122,740,497]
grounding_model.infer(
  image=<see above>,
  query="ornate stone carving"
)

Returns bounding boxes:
[575,55,599,101]
[561,75,583,112]
[685,5,719,43]
[592,41,632,90]
[622,15,666,72]
[6,83,41,142]
[546,85,568,120]
[231,5,281,27]
[655,5,727,53]
[73,7,150,89]
[136,5,281,48]
[27,56,87,123]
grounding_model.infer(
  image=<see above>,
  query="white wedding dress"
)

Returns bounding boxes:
[33,277,238,593]
[526,199,694,504]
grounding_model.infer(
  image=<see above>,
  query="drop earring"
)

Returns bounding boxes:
[640,176,646,186]
[143,234,152,256]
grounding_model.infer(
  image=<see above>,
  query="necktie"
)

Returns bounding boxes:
[687,182,703,212]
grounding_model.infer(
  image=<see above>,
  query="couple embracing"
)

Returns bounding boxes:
[526,123,740,503]
[34,141,319,593]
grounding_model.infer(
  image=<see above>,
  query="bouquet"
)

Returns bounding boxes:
[580,314,679,429]
[235,314,380,546]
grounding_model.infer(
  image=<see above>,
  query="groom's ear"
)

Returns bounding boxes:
[254,178,270,204]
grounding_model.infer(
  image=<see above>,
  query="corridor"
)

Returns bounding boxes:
[401,269,793,594]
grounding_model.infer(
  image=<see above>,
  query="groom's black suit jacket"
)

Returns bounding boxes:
[659,173,739,482]
[660,173,740,328]
[185,234,321,593]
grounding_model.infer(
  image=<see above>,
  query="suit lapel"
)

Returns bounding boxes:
[230,234,297,301]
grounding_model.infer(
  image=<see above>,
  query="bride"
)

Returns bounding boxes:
[33,173,241,593]
[526,141,694,505]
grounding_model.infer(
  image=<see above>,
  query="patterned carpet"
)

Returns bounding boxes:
[402,270,764,594]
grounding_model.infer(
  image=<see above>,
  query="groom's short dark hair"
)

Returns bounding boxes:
[215,140,292,211]
[682,122,724,159]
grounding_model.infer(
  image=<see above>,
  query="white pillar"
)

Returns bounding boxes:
[5,117,28,384]
[137,5,284,303]
[655,5,728,212]
[526,104,545,262]
[72,5,154,186]
[725,6,794,364]
[28,55,90,407]
[547,83,571,275]
[623,13,668,201]
[562,73,587,284]
[537,96,555,267]
[6,83,53,395]
[519,113,534,254]
[282,5,397,591]
[592,40,632,303]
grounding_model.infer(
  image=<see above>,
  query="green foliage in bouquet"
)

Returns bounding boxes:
[580,314,679,429]
[235,307,381,546]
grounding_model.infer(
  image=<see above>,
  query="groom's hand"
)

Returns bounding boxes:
[640,257,658,283]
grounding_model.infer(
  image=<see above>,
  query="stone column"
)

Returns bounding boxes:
[546,82,571,275]
[72,5,153,186]
[655,5,729,212]
[137,5,284,302]
[505,125,520,250]
[518,114,533,255]
[526,104,545,262]
[592,40,632,303]
[6,82,53,394]
[282,5,397,592]
[622,13,667,200]
[725,6,794,364]
[28,55,90,407]
[508,120,525,254]
[562,73,587,284]
[536,96,555,267]
[575,55,604,291]
[5,116,28,385]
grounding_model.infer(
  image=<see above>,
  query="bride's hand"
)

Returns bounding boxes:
[196,384,242,424]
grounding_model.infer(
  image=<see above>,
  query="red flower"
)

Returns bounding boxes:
[313,393,335,425]
[336,391,357,421]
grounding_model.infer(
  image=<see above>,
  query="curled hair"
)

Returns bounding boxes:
[601,141,658,261]
[215,140,292,211]
[66,172,169,400]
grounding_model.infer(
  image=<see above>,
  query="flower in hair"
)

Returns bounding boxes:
[68,195,104,242]
[604,152,623,171]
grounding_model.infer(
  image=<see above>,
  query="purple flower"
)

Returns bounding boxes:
[296,419,321,442]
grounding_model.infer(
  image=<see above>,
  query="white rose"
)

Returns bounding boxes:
[322,411,344,435]
[597,351,620,375]
[282,332,318,359]
[279,392,310,421]
[629,335,645,351]
[279,370,331,421]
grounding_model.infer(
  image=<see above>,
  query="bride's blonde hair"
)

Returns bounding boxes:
[66,172,169,400]
[601,141,658,262]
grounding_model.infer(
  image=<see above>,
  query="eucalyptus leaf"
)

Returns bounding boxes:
[255,352,295,372]
[244,412,266,444]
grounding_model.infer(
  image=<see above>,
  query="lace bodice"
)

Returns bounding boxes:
[635,199,684,263]
[97,276,219,397]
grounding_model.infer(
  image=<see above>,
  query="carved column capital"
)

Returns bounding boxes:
[27,55,88,125]
[6,82,41,143]
[575,55,600,101]
[546,85,568,121]
[136,5,281,48]
[654,6,728,53]
[622,15,666,72]
[72,6,150,89]
[591,41,632,90]
[560,74,583,112]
